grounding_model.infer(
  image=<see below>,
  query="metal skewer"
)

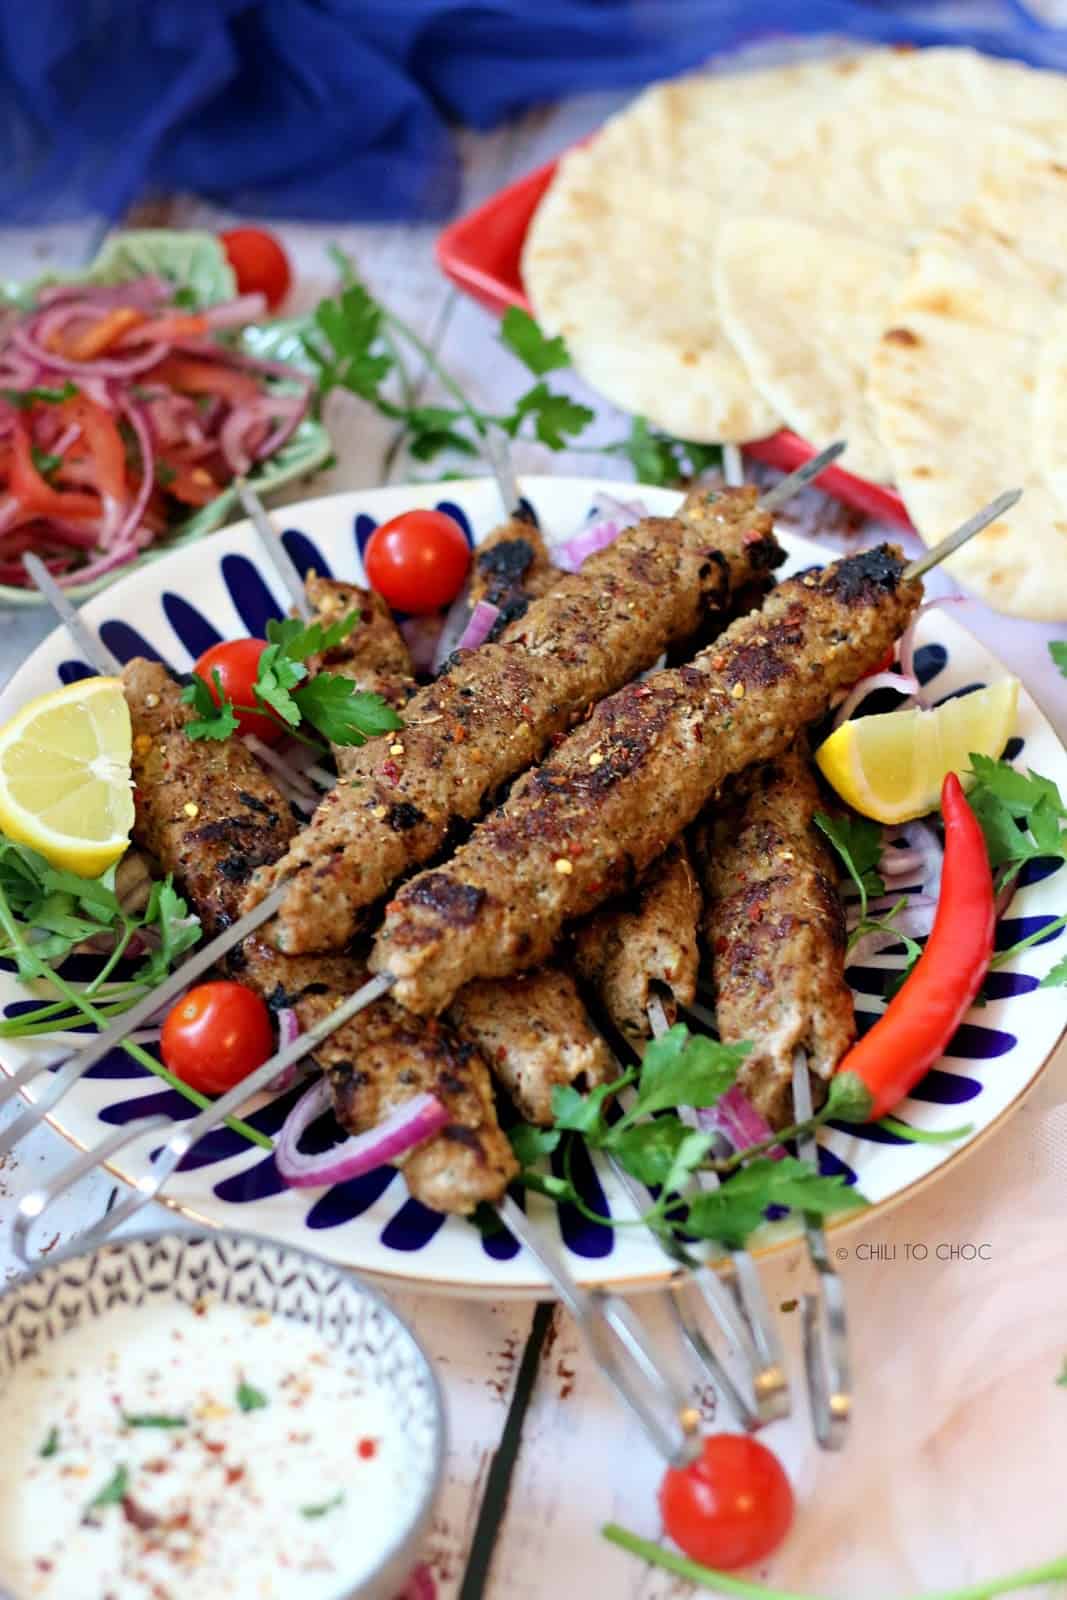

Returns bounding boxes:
[236,479,319,600]
[756,440,847,512]
[902,487,1020,581]
[605,993,787,1430]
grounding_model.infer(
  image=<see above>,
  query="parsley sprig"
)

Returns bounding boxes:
[182,612,403,749]
[509,1025,864,1250]
[814,812,923,993]
[966,754,1067,984]
[0,839,269,1149]
[305,253,722,487]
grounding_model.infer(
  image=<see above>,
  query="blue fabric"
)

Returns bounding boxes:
[0,2,1066,224]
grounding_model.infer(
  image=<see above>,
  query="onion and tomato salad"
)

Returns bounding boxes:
[0,262,310,588]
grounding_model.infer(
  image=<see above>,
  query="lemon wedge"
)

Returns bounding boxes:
[815,677,1020,824]
[0,677,134,876]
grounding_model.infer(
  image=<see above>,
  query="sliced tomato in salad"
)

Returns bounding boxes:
[64,306,146,361]
[9,418,100,522]
[161,981,275,1096]
[157,456,223,509]
[153,356,262,406]
[57,392,128,507]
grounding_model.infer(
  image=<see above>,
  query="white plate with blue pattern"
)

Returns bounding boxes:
[1,478,1064,1297]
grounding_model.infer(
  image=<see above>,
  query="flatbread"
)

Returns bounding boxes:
[716,219,907,481]
[869,310,1067,621]
[523,49,1053,449]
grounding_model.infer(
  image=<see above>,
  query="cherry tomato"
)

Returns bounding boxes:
[161,981,275,1096]
[364,509,471,615]
[219,227,292,311]
[659,1434,794,1571]
[193,638,279,744]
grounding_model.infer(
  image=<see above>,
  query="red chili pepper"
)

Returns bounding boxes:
[833,771,994,1121]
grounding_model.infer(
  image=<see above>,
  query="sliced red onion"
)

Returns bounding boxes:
[36,277,170,311]
[878,846,925,878]
[552,495,648,573]
[431,582,474,675]
[455,600,501,653]
[268,1008,307,1092]
[898,819,944,903]
[400,615,445,676]
[696,1087,784,1160]
[111,398,154,551]
[897,595,965,692]
[275,1081,450,1188]
[832,670,919,729]
[11,318,163,380]
[395,1564,437,1600]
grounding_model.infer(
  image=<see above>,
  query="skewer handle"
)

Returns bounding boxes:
[496,1194,701,1468]
[791,1050,851,1451]
[22,555,122,676]
[483,428,525,521]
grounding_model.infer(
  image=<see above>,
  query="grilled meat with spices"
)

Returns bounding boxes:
[470,514,558,631]
[234,939,517,1212]
[373,546,922,1014]
[123,658,297,935]
[245,489,782,952]
[125,652,515,1212]
[305,575,415,773]
[690,742,856,1130]
[573,840,701,1050]
[448,966,614,1125]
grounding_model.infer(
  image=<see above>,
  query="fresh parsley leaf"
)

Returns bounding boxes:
[307,280,394,403]
[521,1168,580,1203]
[236,1380,268,1413]
[155,460,177,486]
[182,669,239,741]
[0,381,77,409]
[633,1025,745,1117]
[686,1158,865,1249]
[83,1464,128,1519]
[550,1078,627,1141]
[39,1426,59,1458]
[134,879,200,987]
[505,382,594,450]
[301,1491,345,1519]
[171,285,200,309]
[293,676,402,747]
[30,446,62,479]
[499,308,571,375]
[966,756,1067,895]
[253,643,307,727]
[407,418,481,462]
[1057,1356,1067,1388]
[121,1412,188,1429]
[1040,951,1067,988]
[614,418,723,487]
[609,1118,710,1192]
[509,1123,561,1166]
[815,812,885,920]
[1049,642,1067,678]
[264,610,361,664]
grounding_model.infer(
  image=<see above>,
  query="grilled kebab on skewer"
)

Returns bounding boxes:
[573,839,702,1051]
[689,740,857,1130]
[123,645,517,1213]
[468,512,558,630]
[373,546,923,1014]
[244,488,784,952]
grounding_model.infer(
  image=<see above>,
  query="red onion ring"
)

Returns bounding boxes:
[275,1080,449,1188]
[455,600,501,653]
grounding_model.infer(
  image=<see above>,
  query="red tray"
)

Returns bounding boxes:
[437,158,912,530]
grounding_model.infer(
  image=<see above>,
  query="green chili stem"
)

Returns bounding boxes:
[0,884,270,1151]
[601,1525,1067,1600]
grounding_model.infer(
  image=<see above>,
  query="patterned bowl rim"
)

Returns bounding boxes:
[0,1225,447,1599]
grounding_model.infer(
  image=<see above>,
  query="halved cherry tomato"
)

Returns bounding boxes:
[161,981,275,1096]
[364,509,470,615]
[219,227,292,311]
[193,637,279,743]
[659,1434,794,1571]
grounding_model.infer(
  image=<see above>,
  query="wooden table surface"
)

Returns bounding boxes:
[1,94,1066,1600]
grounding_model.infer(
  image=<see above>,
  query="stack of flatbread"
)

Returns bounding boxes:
[522,48,1067,619]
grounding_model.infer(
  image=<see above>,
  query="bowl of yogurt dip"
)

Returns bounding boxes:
[0,1228,445,1600]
